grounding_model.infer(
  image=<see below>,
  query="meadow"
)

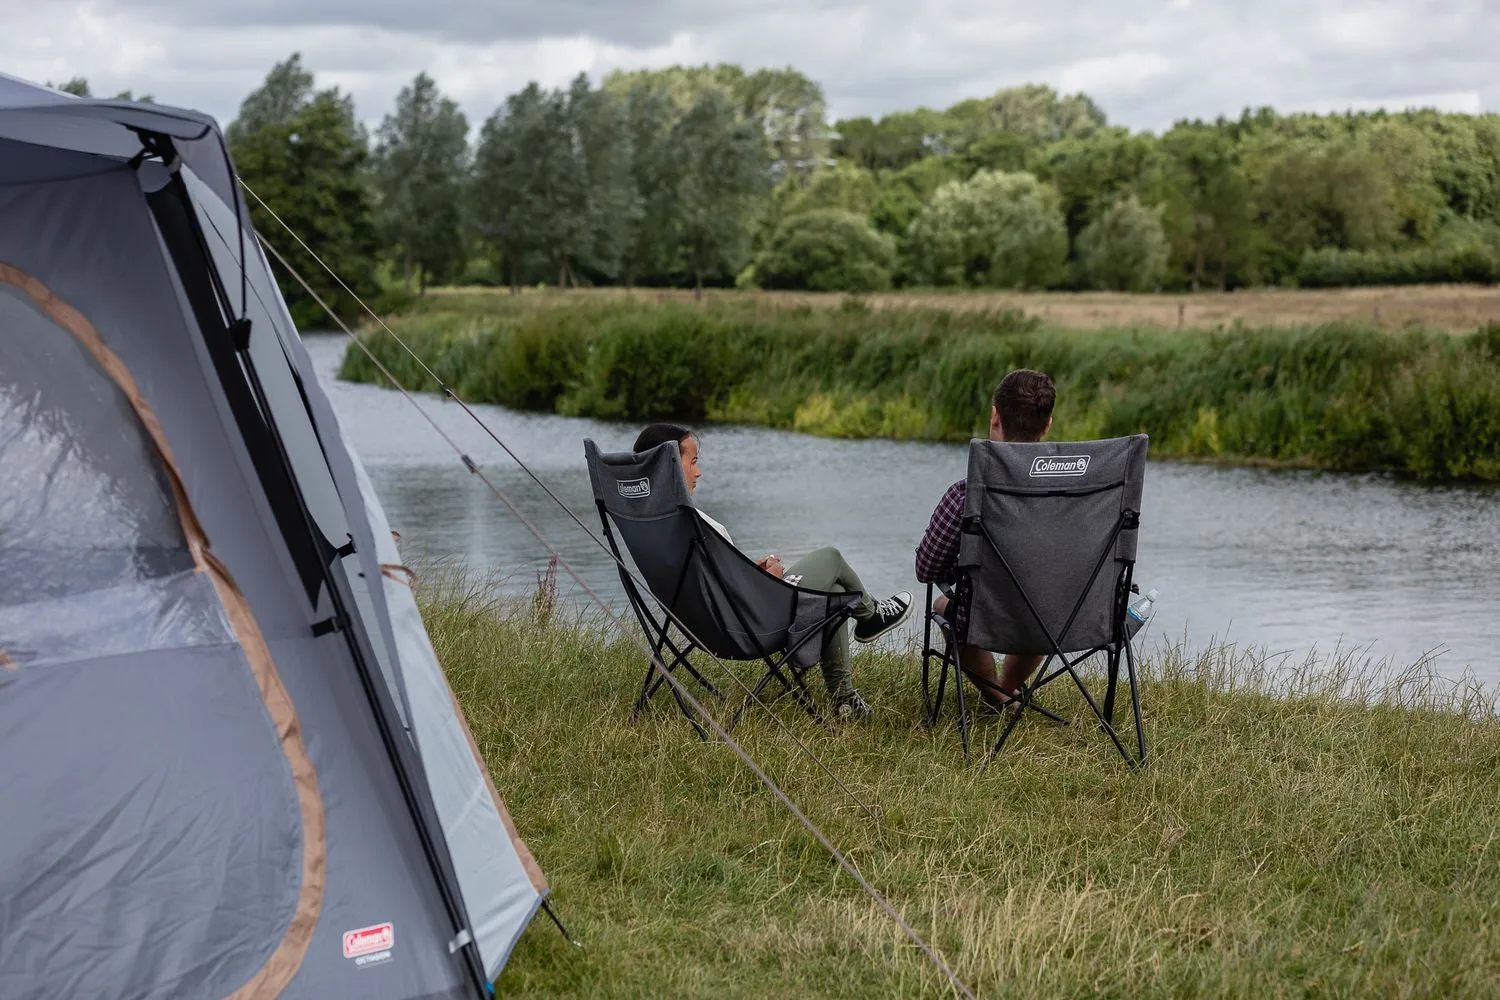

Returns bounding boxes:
[425,577,1500,999]
[342,288,1500,481]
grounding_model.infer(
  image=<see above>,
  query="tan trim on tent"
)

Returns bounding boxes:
[0,263,327,998]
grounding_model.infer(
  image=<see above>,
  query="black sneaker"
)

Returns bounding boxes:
[834,690,872,720]
[853,592,913,644]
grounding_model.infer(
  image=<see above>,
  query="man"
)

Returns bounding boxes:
[914,368,1055,712]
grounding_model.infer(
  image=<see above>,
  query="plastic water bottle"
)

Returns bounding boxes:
[1125,588,1159,637]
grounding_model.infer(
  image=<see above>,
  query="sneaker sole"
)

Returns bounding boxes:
[853,598,914,644]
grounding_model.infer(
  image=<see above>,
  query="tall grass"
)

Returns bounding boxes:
[342,296,1500,481]
[423,575,1500,999]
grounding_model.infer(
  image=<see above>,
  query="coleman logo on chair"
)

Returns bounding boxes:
[1029,455,1090,477]
[617,477,651,499]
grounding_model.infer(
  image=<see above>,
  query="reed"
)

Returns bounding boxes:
[340,295,1500,480]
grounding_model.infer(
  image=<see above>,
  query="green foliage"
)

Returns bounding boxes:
[558,307,731,420]
[1297,243,1500,287]
[344,295,1500,481]
[904,170,1068,288]
[1076,194,1169,291]
[228,54,379,327]
[672,89,771,290]
[372,73,470,291]
[752,209,896,291]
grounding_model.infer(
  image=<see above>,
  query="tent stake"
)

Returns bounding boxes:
[541,899,582,948]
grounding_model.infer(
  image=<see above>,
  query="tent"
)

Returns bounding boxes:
[0,73,547,999]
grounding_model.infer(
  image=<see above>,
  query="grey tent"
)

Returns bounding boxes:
[0,73,546,998]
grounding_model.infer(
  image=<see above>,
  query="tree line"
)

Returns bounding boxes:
[74,57,1500,323]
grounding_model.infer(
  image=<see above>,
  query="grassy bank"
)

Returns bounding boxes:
[432,581,1500,998]
[341,293,1500,480]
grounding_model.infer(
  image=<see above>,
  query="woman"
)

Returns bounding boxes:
[632,423,912,720]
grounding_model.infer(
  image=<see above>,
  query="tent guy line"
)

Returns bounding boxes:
[254,230,981,1000]
[239,180,882,826]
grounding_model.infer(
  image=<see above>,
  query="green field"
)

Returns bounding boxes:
[342,290,1500,481]
[425,576,1500,998]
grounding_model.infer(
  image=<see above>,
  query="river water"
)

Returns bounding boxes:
[307,335,1500,685]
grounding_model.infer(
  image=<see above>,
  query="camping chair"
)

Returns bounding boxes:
[921,435,1150,768]
[584,439,865,735]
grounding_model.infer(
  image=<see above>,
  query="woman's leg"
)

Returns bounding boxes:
[784,547,869,698]
[784,547,875,618]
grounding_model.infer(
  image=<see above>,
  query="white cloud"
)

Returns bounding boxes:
[3,0,1495,135]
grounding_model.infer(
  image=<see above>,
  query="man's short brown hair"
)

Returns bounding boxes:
[992,369,1056,442]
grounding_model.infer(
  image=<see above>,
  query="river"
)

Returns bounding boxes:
[306,334,1500,686]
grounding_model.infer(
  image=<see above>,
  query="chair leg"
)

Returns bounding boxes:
[632,659,658,720]
[1102,643,1121,728]
[983,697,1026,767]
[1065,665,1134,765]
[1125,638,1147,766]
[953,652,970,767]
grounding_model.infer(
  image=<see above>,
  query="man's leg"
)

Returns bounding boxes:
[937,595,1043,706]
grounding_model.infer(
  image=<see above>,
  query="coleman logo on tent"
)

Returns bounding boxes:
[344,922,395,963]
[618,477,651,499]
[1029,455,1090,477]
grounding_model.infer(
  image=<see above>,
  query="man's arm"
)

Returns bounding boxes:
[915,481,966,584]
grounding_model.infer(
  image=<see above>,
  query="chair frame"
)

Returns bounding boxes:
[595,501,861,737]
[921,506,1147,769]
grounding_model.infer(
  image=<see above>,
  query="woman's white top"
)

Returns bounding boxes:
[696,508,733,546]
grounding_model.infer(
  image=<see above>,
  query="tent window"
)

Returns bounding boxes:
[0,284,232,668]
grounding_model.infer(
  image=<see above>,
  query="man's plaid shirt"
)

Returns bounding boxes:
[915,479,969,635]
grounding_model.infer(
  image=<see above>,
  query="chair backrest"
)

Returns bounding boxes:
[957,434,1148,655]
[583,438,805,660]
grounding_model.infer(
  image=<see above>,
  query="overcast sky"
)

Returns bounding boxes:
[6,0,1496,134]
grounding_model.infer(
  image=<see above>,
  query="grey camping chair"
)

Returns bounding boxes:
[584,439,865,735]
[921,435,1150,767]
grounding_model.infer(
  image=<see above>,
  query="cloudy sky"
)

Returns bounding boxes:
[6,0,1495,134]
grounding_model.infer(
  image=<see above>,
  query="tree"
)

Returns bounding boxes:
[733,67,831,175]
[45,77,154,101]
[373,73,470,292]
[1156,123,1258,289]
[758,162,881,252]
[1032,128,1160,246]
[471,84,563,292]
[872,156,964,239]
[1249,138,1402,282]
[752,209,895,291]
[48,77,92,96]
[226,54,313,147]
[904,170,1068,288]
[1076,194,1169,291]
[619,80,681,286]
[228,58,379,326]
[671,88,770,294]
[566,75,638,283]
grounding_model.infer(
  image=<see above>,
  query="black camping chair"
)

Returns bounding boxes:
[921,435,1150,768]
[584,439,864,736]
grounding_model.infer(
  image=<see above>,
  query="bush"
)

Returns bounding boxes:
[753,209,897,292]
[1297,243,1500,288]
[344,296,1500,481]
[1076,194,1169,291]
[904,170,1068,289]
